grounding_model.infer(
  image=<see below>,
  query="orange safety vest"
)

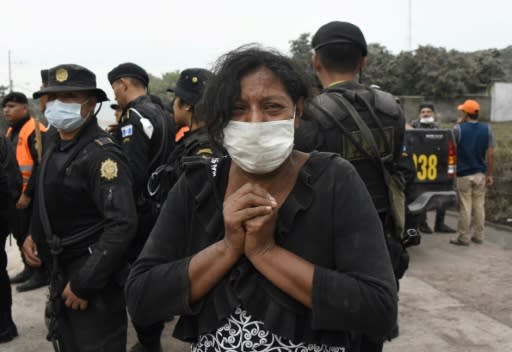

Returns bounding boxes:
[175,126,190,142]
[6,117,47,192]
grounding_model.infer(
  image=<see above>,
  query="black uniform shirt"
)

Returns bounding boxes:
[115,95,173,198]
[31,117,137,299]
[0,137,10,236]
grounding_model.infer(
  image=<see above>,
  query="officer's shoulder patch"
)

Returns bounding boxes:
[121,124,133,138]
[94,137,115,146]
[196,147,212,157]
[100,159,118,180]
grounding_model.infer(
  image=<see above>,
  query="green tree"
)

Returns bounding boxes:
[467,49,505,91]
[392,46,472,98]
[148,70,180,105]
[361,43,399,93]
[499,45,512,81]
[289,33,314,77]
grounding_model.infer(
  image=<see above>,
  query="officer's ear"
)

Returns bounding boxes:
[359,56,368,71]
[115,78,128,92]
[294,97,305,129]
[122,78,131,90]
[312,53,322,74]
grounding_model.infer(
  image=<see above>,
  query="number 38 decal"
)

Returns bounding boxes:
[412,154,438,181]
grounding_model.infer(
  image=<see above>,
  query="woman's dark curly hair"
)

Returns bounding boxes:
[196,44,312,149]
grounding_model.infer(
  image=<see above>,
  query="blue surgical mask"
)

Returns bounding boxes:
[45,99,89,132]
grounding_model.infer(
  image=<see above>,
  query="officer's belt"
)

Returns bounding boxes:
[47,220,106,256]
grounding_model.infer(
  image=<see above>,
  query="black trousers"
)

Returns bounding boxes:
[54,259,128,352]
[132,320,165,347]
[130,205,165,348]
[0,234,12,312]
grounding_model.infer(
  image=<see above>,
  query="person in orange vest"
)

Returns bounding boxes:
[2,92,48,292]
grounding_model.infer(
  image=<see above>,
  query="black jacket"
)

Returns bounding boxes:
[115,95,174,199]
[0,136,12,236]
[31,117,137,299]
[126,153,397,347]
[0,134,21,202]
[165,127,222,188]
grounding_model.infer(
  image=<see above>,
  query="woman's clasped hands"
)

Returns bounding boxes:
[222,183,279,260]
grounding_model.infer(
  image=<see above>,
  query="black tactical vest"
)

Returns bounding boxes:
[307,83,405,214]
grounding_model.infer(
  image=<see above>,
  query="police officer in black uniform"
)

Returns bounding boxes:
[295,21,407,352]
[147,68,221,207]
[2,92,49,292]
[25,64,137,351]
[0,135,20,343]
[107,63,173,255]
[167,68,221,164]
[108,63,173,352]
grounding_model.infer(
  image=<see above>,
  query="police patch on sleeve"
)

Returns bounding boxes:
[100,159,118,180]
[121,124,133,138]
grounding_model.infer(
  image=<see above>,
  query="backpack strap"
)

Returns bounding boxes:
[325,93,392,183]
[127,106,168,173]
[325,93,406,240]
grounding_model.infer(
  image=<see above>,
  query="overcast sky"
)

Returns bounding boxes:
[1,0,511,97]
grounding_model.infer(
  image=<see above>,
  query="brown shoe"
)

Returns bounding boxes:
[471,237,483,244]
[449,238,470,246]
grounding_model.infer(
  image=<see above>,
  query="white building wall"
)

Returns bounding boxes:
[491,83,512,122]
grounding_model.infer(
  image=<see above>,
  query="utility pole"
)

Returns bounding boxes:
[8,50,13,92]
[407,0,412,51]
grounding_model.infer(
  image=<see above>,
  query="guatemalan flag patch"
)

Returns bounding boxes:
[121,124,133,138]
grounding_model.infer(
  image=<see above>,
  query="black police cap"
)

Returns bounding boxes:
[1,92,28,107]
[32,64,109,102]
[167,68,212,106]
[108,62,149,87]
[312,21,368,56]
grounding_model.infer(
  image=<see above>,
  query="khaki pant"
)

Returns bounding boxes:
[456,173,487,243]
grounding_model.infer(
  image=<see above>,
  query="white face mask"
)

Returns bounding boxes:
[222,110,296,175]
[420,116,435,124]
[45,99,88,132]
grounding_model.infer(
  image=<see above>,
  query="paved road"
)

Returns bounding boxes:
[385,213,512,352]
[2,212,511,352]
